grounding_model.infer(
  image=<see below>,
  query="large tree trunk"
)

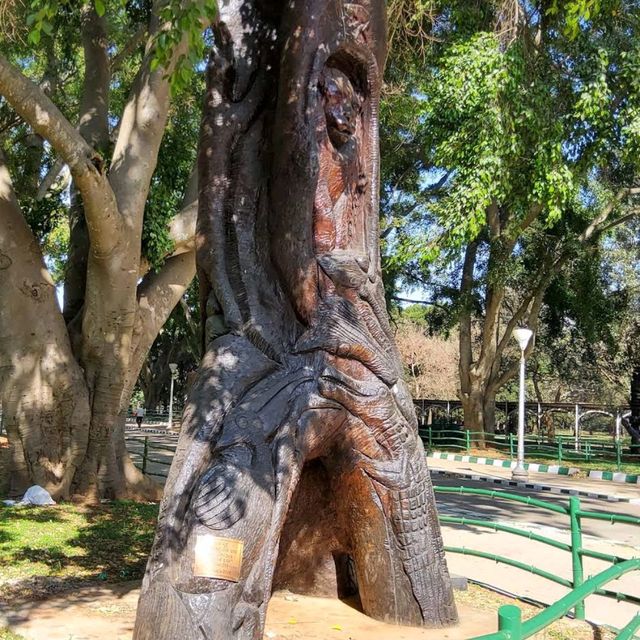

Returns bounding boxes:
[0,148,194,500]
[0,4,199,501]
[0,156,91,498]
[134,2,457,638]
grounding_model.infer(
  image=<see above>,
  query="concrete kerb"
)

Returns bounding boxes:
[429,468,640,505]
[429,451,579,476]
[429,450,640,486]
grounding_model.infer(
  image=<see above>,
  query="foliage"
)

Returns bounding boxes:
[142,77,202,268]
[380,1,640,420]
[152,0,217,93]
[1,0,205,274]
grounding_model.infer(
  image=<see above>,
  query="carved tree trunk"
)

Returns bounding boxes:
[133,2,457,638]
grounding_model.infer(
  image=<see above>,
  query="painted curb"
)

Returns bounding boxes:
[429,468,640,505]
[428,451,579,476]
[428,451,640,486]
[588,469,640,485]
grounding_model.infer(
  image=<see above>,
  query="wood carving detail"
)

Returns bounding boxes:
[133,1,457,638]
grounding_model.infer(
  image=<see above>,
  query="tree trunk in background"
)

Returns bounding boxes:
[134,1,457,638]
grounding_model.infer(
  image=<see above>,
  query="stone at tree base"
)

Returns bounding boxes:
[133,0,457,638]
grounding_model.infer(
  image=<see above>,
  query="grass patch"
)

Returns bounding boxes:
[0,500,159,602]
[0,629,25,640]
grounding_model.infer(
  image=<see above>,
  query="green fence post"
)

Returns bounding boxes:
[558,437,563,463]
[569,496,586,620]
[586,442,592,462]
[509,433,515,459]
[428,427,432,451]
[616,440,622,471]
[498,604,522,639]
[142,436,149,475]
[465,430,471,452]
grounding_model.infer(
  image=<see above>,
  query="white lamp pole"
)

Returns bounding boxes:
[512,327,533,480]
[168,363,178,430]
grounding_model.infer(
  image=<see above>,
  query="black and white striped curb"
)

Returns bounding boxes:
[429,468,640,505]
[125,427,179,437]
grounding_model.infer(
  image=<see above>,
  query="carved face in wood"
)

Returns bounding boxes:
[320,67,362,149]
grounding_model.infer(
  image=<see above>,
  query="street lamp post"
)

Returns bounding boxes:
[168,362,178,430]
[512,327,533,480]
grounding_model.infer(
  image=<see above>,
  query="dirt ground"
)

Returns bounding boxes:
[1,582,608,640]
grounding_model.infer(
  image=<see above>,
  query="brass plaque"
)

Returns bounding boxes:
[193,534,244,582]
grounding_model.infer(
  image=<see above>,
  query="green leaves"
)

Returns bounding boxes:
[26,0,111,45]
[151,0,218,94]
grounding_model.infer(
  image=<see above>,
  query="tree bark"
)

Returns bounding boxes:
[134,2,456,638]
[0,6,199,500]
[628,365,640,452]
[0,155,91,498]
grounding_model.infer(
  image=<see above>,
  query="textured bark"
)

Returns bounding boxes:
[134,2,457,638]
[628,365,640,452]
[0,7,196,499]
[0,156,91,498]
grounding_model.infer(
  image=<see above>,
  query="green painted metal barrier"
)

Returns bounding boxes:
[434,485,640,638]
[421,426,640,472]
[469,559,640,640]
[616,613,640,640]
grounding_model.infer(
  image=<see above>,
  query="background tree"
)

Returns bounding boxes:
[0,0,206,499]
[381,0,640,442]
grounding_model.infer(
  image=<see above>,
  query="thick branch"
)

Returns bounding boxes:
[109,13,187,226]
[79,5,110,148]
[458,241,478,396]
[124,251,196,410]
[139,168,197,277]
[0,54,121,256]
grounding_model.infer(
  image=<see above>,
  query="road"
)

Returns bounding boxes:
[125,431,639,628]
[433,475,639,629]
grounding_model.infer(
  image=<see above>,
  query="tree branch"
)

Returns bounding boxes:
[0,54,121,256]
[79,5,110,149]
[125,251,197,407]
[109,10,188,225]
[138,167,197,278]
[393,296,447,309]
[110,24,147,73]
[579,187,634,243]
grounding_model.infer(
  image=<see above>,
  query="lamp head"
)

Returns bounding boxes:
[169,363,178,374]
[513,327,533,351]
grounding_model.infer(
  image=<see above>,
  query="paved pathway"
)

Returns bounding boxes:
[120,433,640,628]
[432,459,640,629]
[2,583,500,640]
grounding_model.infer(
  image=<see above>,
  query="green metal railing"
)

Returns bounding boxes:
[470,560,640,639]
[433,486,640,638]
[127,435,640,637]
[126,435,175,477]
[422,425,640,472]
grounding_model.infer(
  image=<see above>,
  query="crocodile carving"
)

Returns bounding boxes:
[133,1,457,638]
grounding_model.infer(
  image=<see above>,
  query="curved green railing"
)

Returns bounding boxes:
[469,559,640,639]
[433,485,640,637]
